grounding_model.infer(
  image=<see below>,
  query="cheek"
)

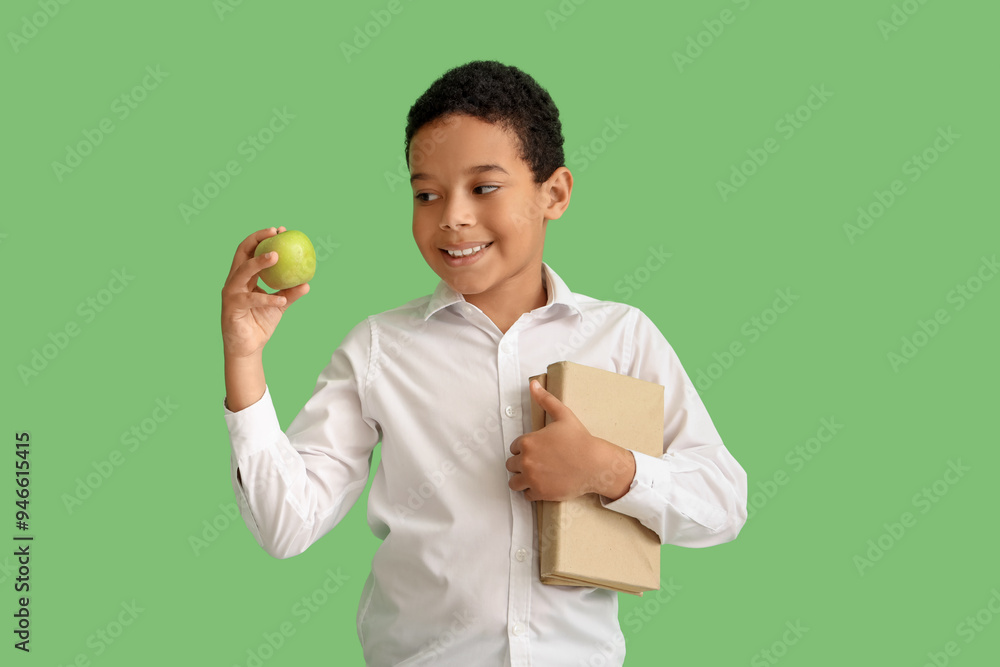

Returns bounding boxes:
[502,213,539,242]
[515,193,544,222]
[412,215,433,242]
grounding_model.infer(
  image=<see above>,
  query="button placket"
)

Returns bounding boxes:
[499,327,532,660]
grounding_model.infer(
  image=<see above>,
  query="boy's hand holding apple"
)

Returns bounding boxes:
[221,227,312,411]
[221,226,312,358]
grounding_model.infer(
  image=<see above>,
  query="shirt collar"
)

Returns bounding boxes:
[422,262,584,321]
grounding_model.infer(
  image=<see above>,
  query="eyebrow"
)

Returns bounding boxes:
[410,164,510,184]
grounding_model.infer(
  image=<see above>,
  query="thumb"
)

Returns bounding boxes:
[530,379,575,422]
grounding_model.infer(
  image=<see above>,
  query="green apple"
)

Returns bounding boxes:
[253,230,316,290]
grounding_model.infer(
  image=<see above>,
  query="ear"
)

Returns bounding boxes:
[540,167,573,221]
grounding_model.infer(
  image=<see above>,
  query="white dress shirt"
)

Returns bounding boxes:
[224,262,747,666]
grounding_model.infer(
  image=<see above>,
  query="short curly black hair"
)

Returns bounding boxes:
[405,61,565,184]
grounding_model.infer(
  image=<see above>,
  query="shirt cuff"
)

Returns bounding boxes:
[223,385,283,459]
[598,449,684,534]
[599,449,660,525]
[601,447,735,541]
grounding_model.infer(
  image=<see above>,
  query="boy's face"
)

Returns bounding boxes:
[409,114,566,310]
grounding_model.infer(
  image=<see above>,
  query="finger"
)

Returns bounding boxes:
[508,473,529,493]
[227,227,280,277]
[509,437,522,456]
[229,250,279,291]
[505,455,520,473]
[530,379,574,422]
[273,281,310,308]
[231,290,287,311]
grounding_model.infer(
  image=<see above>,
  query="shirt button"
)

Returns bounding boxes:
[505,405,517,418]
[515,548,528,562]
[512,622,525,636]
[500,341,513,354]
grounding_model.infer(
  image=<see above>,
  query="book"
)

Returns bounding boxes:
[530,361,664,596]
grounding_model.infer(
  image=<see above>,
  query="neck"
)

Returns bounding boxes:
[466,265,548,334]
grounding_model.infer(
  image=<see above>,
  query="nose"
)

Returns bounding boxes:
[439,193,476,231]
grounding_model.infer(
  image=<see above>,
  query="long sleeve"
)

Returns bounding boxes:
[600,310,748,547]
[224,318,381,559]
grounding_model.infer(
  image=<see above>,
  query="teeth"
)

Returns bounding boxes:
[447,243,490,257]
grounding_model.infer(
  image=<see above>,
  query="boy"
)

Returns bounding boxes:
[221,61,746,666]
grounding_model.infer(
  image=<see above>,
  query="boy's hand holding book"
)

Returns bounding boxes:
[506,379,636,502]
[517,362,665,594]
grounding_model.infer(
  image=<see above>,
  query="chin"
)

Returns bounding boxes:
[445,277,482,295]
[443,271,489,296]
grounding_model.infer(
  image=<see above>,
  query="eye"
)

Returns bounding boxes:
[475,185,500,195]
[414,192,440,202]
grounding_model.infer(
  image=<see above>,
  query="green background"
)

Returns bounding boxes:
[3,0,998,665]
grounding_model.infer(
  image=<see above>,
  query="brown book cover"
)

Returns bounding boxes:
[530,361,664,595]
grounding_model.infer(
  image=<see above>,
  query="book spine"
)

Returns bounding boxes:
[541,363,568,575]
[529,373,553,577]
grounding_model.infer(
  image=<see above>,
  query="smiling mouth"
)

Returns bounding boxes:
[443,242,493,258]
